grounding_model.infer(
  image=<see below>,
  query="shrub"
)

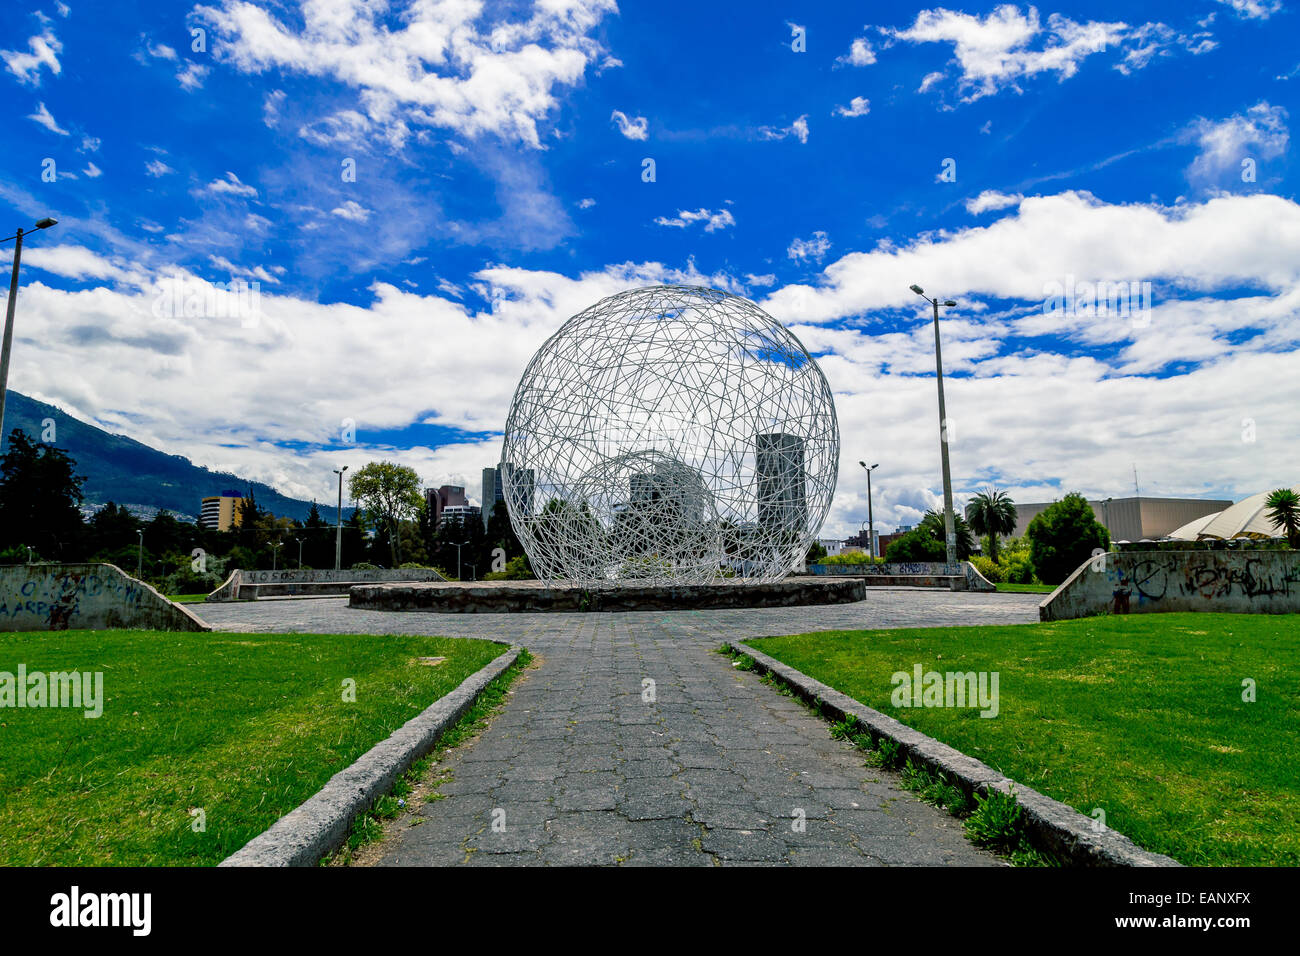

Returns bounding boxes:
[350,562,379,571]
[969,554,1005,583]
[884,529,946,563]
[1026,492,1109,584]
[1002,550,1038,584]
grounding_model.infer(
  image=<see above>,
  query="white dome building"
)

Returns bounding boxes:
[1167,485,1300,540]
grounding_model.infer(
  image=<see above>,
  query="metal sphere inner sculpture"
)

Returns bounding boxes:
[500,285,839,587]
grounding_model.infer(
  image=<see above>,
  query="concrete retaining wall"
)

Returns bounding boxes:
[208,566,446,601]
[351,578,866,613]
[809,561,995,592]
[0,563,209,632]
[1040,549,1300,621]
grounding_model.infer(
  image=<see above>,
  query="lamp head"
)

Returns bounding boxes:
[909,284,925,296]
[943,300,957,307]
[34,217,57,230]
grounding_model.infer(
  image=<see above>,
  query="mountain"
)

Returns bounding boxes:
[2,391,333,522]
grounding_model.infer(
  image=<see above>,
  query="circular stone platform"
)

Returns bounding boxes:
[348,578,865,614]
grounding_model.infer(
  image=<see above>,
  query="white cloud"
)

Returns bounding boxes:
[763,191,1300,327]
[80,135,101,152]
[331,200,372,223]
[610,109,648,140]
[965,190,1023,214]
[208,254,279,284]
[577,197,596,209]
[177,62,210,90]
[145,159,175,177]
[1187,101,1288,184]
[203,171,259,198]
[653,208,736,232]
[195,0,618,148]
[1215,0,1282,19]
[837,36,877,67]
[761,115,809,144]
[28,101,68,135]
[83,162,103,178]
[887,6,1135,101]
[2,25,63,84]
[787,231,832,262]
[833,96,870,118]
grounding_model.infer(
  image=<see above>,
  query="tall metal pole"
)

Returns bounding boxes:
[334,466,348,572]
[0,228,25,446]
[931,297,957,566]
[867,467,875,559]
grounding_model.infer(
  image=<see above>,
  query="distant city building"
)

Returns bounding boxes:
[199,490,244,531]
[755,432,807,534]
[1011,496,1232,542]
[482,463,535,528]
[439,504,482,527]
[425,484,468,524]
[817,538,845,556]
[424,485,480,529]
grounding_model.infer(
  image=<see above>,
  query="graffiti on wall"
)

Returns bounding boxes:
[0,567,145,630]
[1106,554,1300,614]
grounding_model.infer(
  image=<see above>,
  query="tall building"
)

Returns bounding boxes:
[482,463,535,527]
[755,432,807,534]
[199,490,244,531]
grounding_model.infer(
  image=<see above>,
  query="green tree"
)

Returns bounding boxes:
[884,528,946,562]
[1026,492,1110,584]
[86,501,141,556]
[349,461,423,566]
[918,509,976,560]
[0,428,87,560]
[965,488,1018,563]
[805,541,828,564]
[1264,488,1300,548]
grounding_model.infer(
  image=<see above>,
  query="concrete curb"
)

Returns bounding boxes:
[220,643,523,867]
[728,640,1180,868]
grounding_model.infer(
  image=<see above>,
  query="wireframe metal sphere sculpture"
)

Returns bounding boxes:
[500,285,839,586]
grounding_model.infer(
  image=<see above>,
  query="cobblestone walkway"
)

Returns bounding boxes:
[196,591,1041,866]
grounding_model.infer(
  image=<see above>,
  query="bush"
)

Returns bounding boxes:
[350,562,379,571]
[1026,492,1109,584]
[816,551,884,566]
[1001,550,1037,584]
[969,554,1005,583]
[884,529,946,563]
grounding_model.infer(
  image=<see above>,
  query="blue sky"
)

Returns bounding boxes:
[1,0,1297,536]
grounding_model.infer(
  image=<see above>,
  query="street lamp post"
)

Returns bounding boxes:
[333,466,348,572]
[295,536,303,569]
[858,461,879,558]
[909,285,959,566]
[451,539,469,581]
[0,218,59,445]
[271,540,281,571]
[136,530,144,579]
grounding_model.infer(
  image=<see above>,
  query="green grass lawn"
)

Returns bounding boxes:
[994,583,1056,593]
[0,629,506,866]
[165,594,209,604]
[748,614,1300,866]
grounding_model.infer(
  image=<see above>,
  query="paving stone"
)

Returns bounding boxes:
[193,591,1041,867]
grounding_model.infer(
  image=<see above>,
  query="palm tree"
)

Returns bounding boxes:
[965,488,1018,563]
[1265,488,1300,548]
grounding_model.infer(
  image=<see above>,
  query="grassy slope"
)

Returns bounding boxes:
[749,614,1300,866]
[0,630,504,865]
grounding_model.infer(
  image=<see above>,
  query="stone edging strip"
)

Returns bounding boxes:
[728,640,1180,868]
[220,644,523,867]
